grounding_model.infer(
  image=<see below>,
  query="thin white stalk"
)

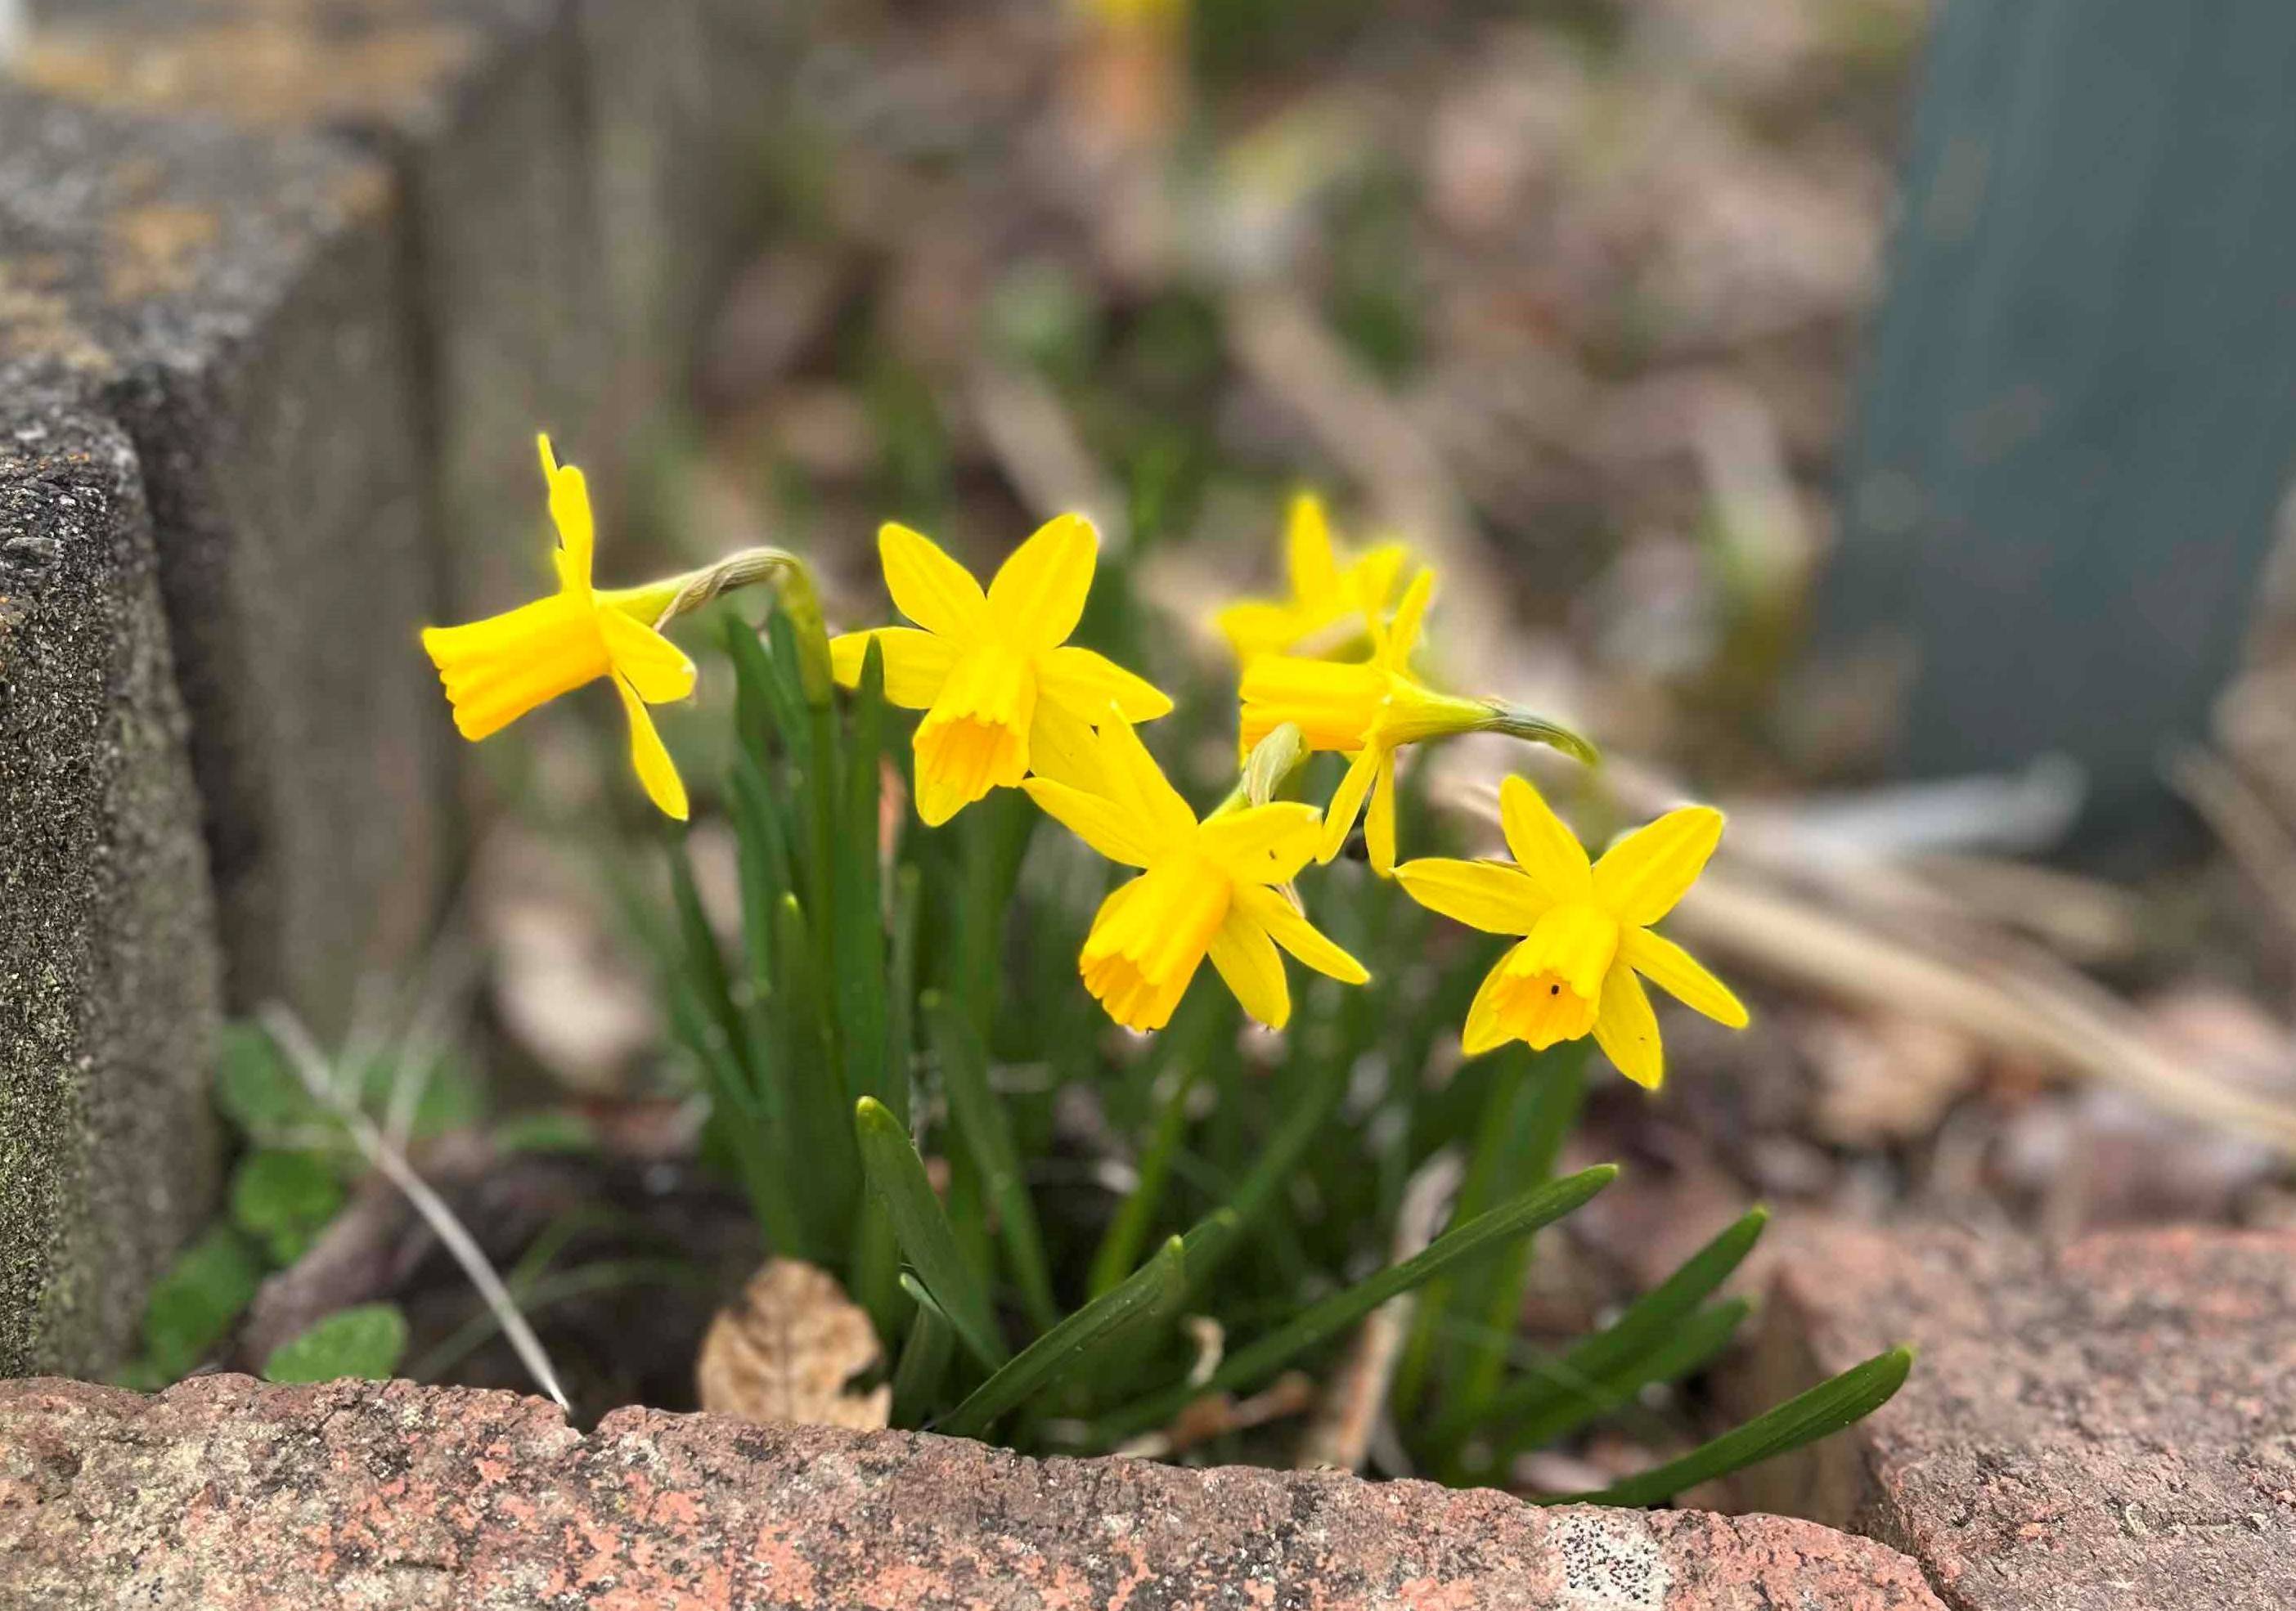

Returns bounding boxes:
[260,1005,571,1412]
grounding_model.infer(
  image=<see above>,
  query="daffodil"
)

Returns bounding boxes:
[422,436,699,820]
[1395,775,1747,1088]
[1214,492,1408,664]
[1024,710,1368,1032]
[1238,569,1593,877]
[830,515,1173,826]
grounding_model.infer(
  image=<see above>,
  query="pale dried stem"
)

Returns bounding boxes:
[259,1006,573,1411]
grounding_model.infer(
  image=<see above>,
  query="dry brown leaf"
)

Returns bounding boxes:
[696,1259,892,1431]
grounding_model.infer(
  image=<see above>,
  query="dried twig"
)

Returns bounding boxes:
[260,1006,573,1410]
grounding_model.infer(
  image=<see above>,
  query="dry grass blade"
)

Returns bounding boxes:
[1438,781,2296,1155]
[258,1005,573,1411]
[697,1259,892,1430]
[966,361,1131,552]
[2169,745,2296,942]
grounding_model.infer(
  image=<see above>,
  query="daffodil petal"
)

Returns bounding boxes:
[1024,696,1105,794]
[1380,568,1434,666]
[1348,543,1409,615]
[598,608,698,703]
[615,675,688,821]
[1593,963,1663,1088]
[424,593,611,741]
[1459,950,1518,1057]
[1592,806,1724,927]
[1394,858,1544,934]
[1022,778,1161,867]
[1285,492,1338,601]
[1318,745,1382,864]
[1620,927,1747,1028]
[880,523,991,643]
[1038,644,1174,723]
[987,513,1098,648]
[1233,884,1368,985]
[829,627,960,708]
[538,435,593,594]
[1214,599,1304,664]
[912,648,1035,826]
[1092,707,1198,851]
[1197,802,1323,886]
[1498,774,1593,904]
[1365,753,1398,877]
[1208,907,1291,1029]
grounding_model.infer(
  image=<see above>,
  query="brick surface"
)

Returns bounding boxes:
[1728,1222,2296,1611]
[0,405,221,1375]
[0,1374,1947,1609]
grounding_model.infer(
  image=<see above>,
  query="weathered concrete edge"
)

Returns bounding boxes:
[0,1374,1949,1609]
[0,402,222,1378]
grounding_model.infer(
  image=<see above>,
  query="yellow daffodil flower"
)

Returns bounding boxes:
[421,436,698,820]
[1024,709,1368,1032]
[1238,569,1594,877]
[1395,775,1747,1088]
[830,515,1173,826]
[1214,492,1408,664]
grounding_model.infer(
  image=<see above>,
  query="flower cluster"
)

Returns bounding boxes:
[420,447,1746,1086]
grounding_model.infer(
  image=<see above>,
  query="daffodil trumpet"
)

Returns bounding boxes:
[1395,774,1747,1089]
[1025,709,1368,1033]
[424,436,818,822]
[829,514,1174,827]
[1238,568,1595,877]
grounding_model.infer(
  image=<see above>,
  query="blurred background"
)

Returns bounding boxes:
[169,0,2296,1468]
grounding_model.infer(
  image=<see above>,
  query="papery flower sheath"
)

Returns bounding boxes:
[830,515,1173,826]
[1024,709,1368,1032]
[1395,774,1747,1088]
[1214,492,1408,664]
[421,436,698,819]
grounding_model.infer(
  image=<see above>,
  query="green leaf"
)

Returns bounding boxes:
[229,1149,345,1266]
[890,1272,957,1426]
[854,1096,1009,1371]
[775,895,860,1242]
[941,1236,1186,1440]
[261,1304,411,1384]
[833,637,892,1112]
[1098,1164,1619,1446]
[928,994,1058,1334]
[1485,1297,1752,1470]
[730,749,794,990]
[490,1111,600,1156]
[140,1225,263,1380]
[1085,1058,1202,1301]
[214,1021,319,1141]
[1554,1346,1913,1509]
[1442,1205,1769,1447]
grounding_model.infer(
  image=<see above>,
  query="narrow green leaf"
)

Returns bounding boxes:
[1431,1043,1588,1427]
[891,1273,957,1426]
[772,895,858,1241]
[263,1303,410,1384]
[941,1236,1186,1440]
[1097,1164,1618,1445]
[667,979,808,1257]
[1553,1347,1913,1509]
[833,638,890,1109]
[885,864,922,1125]
[1086,1060,1201,1301]
[928,994,1059,1334]
[730,749,794,989]
[854,1096,1009,1371]
[1486,1298,1751,1466]
[671,842,741,1056]
[1440,1205,1769,1447]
